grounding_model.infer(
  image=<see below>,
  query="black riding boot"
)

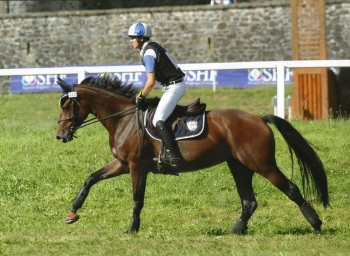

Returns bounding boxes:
[154,120,182,168]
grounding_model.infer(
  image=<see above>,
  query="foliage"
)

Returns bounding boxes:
[1,86,350,255]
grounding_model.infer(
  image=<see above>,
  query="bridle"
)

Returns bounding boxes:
[57,87,144,156]
[57,91,81,138]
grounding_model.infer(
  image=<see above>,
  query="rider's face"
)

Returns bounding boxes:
[129,36,142,49]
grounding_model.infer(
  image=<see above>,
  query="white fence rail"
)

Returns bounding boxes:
[1,60,350,118]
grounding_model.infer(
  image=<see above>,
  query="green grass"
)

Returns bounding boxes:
[1,86,350,255]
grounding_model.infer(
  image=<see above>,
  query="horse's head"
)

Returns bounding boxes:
[56,78,90,143]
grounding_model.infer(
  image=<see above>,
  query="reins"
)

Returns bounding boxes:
[77,105,138,130]
[135,109,145,158]
[78,105,145,157]
[57,81,146,157]
[59,96,145,157]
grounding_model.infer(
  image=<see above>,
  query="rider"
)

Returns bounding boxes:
[125,22,186,168]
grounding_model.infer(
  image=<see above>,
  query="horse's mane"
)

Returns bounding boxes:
[80,74,138,100]
[80,73,160,109]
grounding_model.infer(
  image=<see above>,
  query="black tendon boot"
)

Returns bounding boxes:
[155,120,182,168]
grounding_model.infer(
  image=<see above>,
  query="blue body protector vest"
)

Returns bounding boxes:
[141,42,185,84]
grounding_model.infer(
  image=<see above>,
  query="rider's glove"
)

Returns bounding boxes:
[135,91,145,109]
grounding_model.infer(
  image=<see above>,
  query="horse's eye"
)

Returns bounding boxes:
[62,107,69,112]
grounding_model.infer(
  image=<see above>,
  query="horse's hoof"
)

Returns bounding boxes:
[230,219,248,235]
[311,222,322,235]
[66,212,79,224]
[314,229,321,235]
[125,230,138,235]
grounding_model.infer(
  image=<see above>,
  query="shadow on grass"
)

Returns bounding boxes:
[205,226,340,236]
[205,228,230,236]
[205,226,314,237]
[275,227,316,235]
[275,227,339,235]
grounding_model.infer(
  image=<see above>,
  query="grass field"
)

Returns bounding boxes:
[1,85,350,255]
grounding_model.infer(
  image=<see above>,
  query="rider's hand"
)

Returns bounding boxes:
[135,91,145,109]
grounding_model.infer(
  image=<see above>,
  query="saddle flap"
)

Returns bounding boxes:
[144,98,206,141]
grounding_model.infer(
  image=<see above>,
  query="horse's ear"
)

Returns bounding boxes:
[57,77,71,94]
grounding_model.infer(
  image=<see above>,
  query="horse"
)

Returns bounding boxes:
[56,74,329,235]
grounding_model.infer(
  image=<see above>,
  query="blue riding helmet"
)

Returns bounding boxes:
[125,22,152,38]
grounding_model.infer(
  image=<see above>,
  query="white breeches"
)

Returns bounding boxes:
[152,81,186,127]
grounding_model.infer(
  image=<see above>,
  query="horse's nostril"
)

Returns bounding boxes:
[56,135,61,140]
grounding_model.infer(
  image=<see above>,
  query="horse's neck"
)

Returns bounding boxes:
[79,88,133,120]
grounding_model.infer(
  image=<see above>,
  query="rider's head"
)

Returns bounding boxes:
[125,22,152,49]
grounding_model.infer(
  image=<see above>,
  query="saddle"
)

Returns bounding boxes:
[144,98,207,141]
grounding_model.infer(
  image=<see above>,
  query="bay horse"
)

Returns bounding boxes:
[56,74,329,235]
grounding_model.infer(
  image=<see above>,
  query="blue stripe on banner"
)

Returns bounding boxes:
[10,74,78,94]
[10,68,293,93]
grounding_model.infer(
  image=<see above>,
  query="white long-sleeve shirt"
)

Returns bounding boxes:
[210,0,233,5]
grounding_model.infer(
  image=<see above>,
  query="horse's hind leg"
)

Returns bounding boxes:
[227,159,257,235]
[261,166,322,234]
[66,158,129,224]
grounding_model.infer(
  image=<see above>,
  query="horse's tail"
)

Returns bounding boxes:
[262,114,329,208]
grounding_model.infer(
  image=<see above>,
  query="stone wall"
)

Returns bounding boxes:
[0,0,350,93]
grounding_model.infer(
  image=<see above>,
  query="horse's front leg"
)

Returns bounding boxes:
[126,164,148,234]
[66,158,129,224]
